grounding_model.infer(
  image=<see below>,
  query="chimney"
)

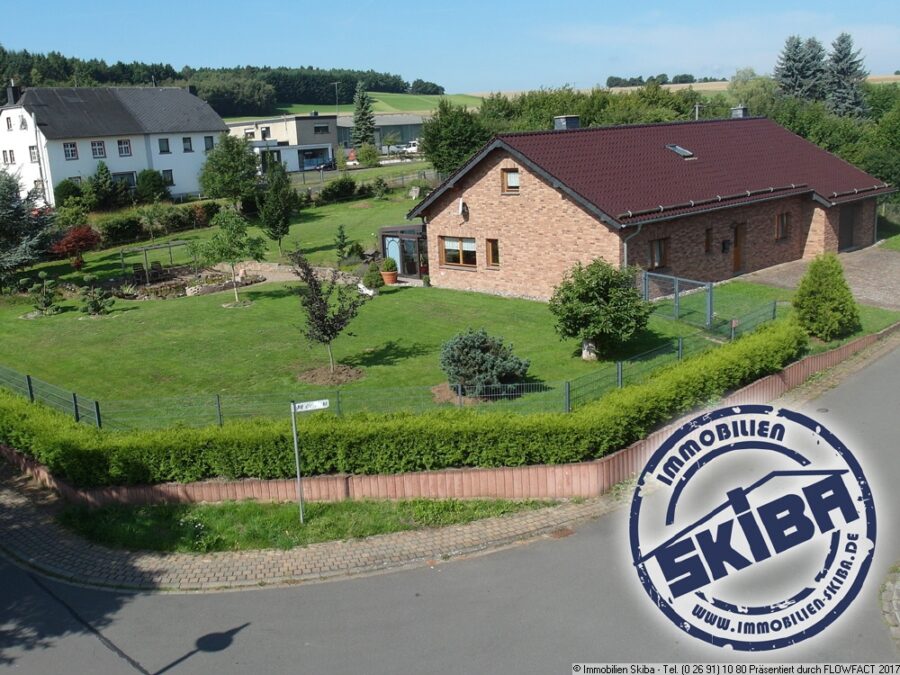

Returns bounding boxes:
[553,115,580,130]
[186,84,198,96]
[6,79,21,106]
[731,104,749,119]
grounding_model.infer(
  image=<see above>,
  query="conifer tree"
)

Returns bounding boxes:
[351,82,376,148]
[826,33,869,117]
[800,38,827,101]
[774,36,806,98]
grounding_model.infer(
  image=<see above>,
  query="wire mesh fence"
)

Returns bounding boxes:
[0,301,783,431]
[640,271,714,327]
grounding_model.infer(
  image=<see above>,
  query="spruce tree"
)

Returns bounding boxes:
[826,33,869,117]
[774,35,806,98]
[351,82,376,148]
[0,172,52,292]
[800,38,827,101]
[257,160,296,254]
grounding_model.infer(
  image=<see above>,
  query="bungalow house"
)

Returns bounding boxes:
[0,83,228,206]
[225,113,338,172]
[407,115,895,300]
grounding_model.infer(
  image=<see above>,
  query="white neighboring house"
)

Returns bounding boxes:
[0,83,228,206]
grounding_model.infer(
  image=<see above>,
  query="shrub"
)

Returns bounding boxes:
[0,321,807,488]
[362,262,384,289]
[51,226,101,270]
[135,170,170,204]
[80,274,114,315]
[188,201,221,228]
[18,271,60,316]
[440,329,531,396]
[53,200,90,229]
[95,213,142,245]
[357,142,380,168]
[372,176,390,198]
[317,175,357,205]
[54,179,83,207]
[347,241,365,259]
[422,274,431,287]
[381,256,398,272]
[355,182,374,199]
[792,253,861,340]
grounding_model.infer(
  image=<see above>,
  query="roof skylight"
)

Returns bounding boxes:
[666,144,694,158]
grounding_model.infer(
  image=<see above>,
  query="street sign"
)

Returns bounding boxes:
[293,399,330,413]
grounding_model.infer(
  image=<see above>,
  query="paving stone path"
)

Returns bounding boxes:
[883,569,900,648]
[0,466,623,592]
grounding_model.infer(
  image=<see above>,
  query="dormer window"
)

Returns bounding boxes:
[501,168,520,194]
[665,144,694,159]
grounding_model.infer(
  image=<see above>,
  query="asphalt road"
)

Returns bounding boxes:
[2,345,898,673]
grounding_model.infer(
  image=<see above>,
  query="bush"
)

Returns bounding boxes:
[54,200,90,229]
[381,256,397,272]
[0,321,807,488]
[188,201,221,228]
[357,143,380,168]
[422,274,431,287]
[50,226,101,270]
[54,179,83,207]
[362,262,384,289]
[355,182,374,199]
[80,274,114,316]
[792,253,861,340]
[135,170,171,204]
[440,329,531,396]
[317,175,357,205]
[372,177,390,198]
[95,213,142,245]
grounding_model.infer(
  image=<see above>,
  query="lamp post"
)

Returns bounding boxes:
[331,81,340,115]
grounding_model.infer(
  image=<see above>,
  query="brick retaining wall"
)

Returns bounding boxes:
[3,321,897,507]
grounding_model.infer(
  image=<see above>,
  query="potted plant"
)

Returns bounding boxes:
[380,256,398,285]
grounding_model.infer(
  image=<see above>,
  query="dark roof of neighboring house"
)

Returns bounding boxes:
[12,87,228,139]
[409,117,894,226]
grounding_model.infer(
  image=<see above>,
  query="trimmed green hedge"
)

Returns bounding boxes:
[0,321,808,488]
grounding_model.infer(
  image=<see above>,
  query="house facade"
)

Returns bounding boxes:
[336,113,425,151]
[226,114,338,172]
[408,117,891,300]
[0,84,228,206]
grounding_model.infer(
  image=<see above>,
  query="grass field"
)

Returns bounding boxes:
[879,204,900,252]
[224,92,483,121]
[58,499,550,552]
[290,160,433,189]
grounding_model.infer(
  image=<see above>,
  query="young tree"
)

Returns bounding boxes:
[18,271,61,316]
[548,259,651,360]
[333,224,350,263]
[257,161,296,254]
[51,226,101,271]
[351,81,376,148]
[0,172,53,292]
[135,169,170,204]
[439,329,530,396]
[290,250,368,374]
[199,134,259,209]
[193,208,266,304]
[356,142,379,168]
[826,33,869,117]
[421,99,491,176]
[80,273,115,316]
[792,253,861,340]
[774,35,806,98]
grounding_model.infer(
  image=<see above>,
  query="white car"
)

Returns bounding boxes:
[404,140,420,154]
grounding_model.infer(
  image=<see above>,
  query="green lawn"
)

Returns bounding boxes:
[224,92,484,121]
[25,196,415,285]
[878,204,900,252]
[58,498,549,553]
[290,161,433,189]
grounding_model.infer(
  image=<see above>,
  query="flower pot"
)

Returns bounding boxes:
[380,271,398,285]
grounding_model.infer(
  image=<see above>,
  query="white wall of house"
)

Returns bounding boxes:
[0,106,46,200]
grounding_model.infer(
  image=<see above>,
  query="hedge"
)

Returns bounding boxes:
[0,321,808,488]
[92,201,222,246]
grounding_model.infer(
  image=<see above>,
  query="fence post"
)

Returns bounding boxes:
[456,383,463,407]
[642,272,649,301]
[706,282,714,328]
[730,319,737,341]
[215,394,223,426]
[336,389,342,416]
[564,381,571,413]
[72,392,80,422]
[616,362,624,388]
[677,337,684,360]
[771,300,777,321]
[94,401,102,429]
[674,278,680,319]
[25,374,34,402]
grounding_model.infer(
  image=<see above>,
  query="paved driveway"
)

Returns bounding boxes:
[743,245,900,309]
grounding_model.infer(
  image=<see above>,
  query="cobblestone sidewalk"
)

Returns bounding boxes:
[883,569,900,648]
[0,466,624,592]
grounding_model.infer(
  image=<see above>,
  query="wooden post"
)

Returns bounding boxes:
[215,394,224,426]
[94,401,102,429]
[25,375,34,402]
[72,392,80,422]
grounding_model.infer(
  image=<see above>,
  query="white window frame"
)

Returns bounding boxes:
[8,149,15,164]
[118,139,132,157]
[161,169,174,186]
[1,150,7,164]
[91,140,106,159]
[158,138,170,154]
[182,137,193,153]
[204,135,214,151]
[29,145,39,163]
[63,142,79,160]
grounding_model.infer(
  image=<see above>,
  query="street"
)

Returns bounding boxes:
[2,343,898,673]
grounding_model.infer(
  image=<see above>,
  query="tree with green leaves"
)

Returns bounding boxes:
[18,271,60,316]
[439,329,530,396]
[199,135,259,209]
[826,33,869,117]
[89,160,128,210]
[351,81,376,148]
[333,224,350,263]
[289,250,368,374]
[257,160,296,254]
[356,142,379,168]
[774,35,806,98]
[549,259,651,360]
[192,208,266,304]
[0,171,52,292]
[792,253,860,340]
[421,99,492,176]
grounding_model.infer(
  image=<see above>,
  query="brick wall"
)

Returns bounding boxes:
[425,149,621,300]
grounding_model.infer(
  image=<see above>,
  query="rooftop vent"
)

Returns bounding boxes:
[665,144,694,159]
[553,115,580,130]
[731,104,749,118]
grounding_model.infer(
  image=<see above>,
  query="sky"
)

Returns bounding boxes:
[4,0,899,93]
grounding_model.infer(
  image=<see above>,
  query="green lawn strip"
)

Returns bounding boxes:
[878,205,900,252]
[57,498,550,553]
[290,161,432,189]
[25,196,415,285]
[223,93,483,120]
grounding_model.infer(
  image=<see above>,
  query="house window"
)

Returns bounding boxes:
[313,124,329,134]
[91,140,106,159]
[776,212,791,240]
[161,169,174,186]
[29,145,38,163]
[19,115,27,130]
[112,172,136,189]
[4,118,11,131]
[1,150,7,164]
[486,239,500,267]
[704,228,712,254]
[33,180,43,197]
[260,127,270,140]
[649,238,669,269]
[7,150,14,164]
[182,137,193,153]
[440,236,477,267]
[69,176,82,185]
[158,138,170,154]
[501,168,520,194]
[63,142,78,160]
[204,135,214,151]
[118,139,132,157]
[244,130,255,139]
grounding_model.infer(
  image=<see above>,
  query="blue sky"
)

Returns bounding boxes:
[4,1,898,92]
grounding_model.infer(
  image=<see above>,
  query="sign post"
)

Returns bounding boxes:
[290,399,330,523]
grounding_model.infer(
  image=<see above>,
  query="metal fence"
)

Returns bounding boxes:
[640,271,714,327]
[292,168,440,194]
[0,301,782,431]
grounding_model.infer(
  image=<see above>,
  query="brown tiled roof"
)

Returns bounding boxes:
[409,117,893,225]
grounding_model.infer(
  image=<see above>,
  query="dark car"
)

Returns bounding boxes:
[313,159,336,171]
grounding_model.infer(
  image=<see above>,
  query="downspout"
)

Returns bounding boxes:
[621,222,643,269]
